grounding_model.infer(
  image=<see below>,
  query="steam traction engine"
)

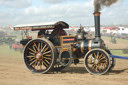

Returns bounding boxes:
[14,12,115,75]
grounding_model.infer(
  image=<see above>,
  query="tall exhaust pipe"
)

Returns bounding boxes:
[93,12,101,41]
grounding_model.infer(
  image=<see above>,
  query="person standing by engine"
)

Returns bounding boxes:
[37,29,46,38]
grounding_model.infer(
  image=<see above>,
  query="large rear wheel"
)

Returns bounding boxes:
[24,38,57,74]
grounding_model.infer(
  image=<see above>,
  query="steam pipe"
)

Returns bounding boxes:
[93,12,101,40]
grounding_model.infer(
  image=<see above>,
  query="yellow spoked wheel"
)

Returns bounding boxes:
[84,49,110,75]
[24,38,57,74]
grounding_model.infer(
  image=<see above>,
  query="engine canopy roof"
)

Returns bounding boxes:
[13,21,69,31]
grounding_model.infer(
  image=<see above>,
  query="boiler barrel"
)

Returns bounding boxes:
[76,40,92,54]
[76,39,105,54]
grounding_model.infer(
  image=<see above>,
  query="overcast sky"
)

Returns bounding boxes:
[0,0,128,27]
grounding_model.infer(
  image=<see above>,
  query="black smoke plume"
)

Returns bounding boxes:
[94,0,118,12]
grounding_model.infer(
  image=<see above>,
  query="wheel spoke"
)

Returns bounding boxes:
[43,50,51,55]
[41,42,43,50]
[103,63,107,69]
[45,54,51,57]
[100,56,106,60]
[27,56,35,58]
[91,64,96,70]
[98,53,103,59]
[45,59,50,64]
[29,59,36,66]
[88,61,94,64]
[36,61,40,70]
[91,54,95,59]
[34,43,38,51]
[29,58,35,61]
[29,48,36,53]
[39,61,43,70]
[41,62,46,69]
[41,44,47,53]
[95,65,98,72]
[32,45,37,52]
[97,52,99,59]
[94,53,97,58]
[97,64,101,72]
[43,57,52,60]
[38,43,41,51]
[29,52,35,55]
[33,60,37,68]
[43,47,49,52]
[42,60,48,68]
[100,60,107,63]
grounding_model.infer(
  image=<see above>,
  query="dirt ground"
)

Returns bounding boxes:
[0,50,128,85]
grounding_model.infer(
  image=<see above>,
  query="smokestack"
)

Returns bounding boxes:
[93,0,119,40]
[93,12,101,40]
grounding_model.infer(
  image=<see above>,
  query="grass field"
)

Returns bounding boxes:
[102,36,128,45]
[110,50,128,56]
[0,44,22,58]
[101,36,128,50]
[102,36,128,56]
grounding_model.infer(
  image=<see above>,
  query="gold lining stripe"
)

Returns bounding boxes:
[88,40,92,51]
[81,41,84,54]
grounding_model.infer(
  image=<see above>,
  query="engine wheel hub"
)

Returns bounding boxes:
[94,59,99,65]
[36,52,42,59]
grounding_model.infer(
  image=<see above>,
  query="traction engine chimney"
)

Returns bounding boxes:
[94,12,101,40]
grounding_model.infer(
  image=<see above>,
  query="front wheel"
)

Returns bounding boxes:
[84,49,110,75]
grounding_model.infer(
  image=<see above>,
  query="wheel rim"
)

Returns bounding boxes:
[85,49,110,75]
[24,39,55,73]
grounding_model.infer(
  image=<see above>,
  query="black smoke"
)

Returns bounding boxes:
[94,0,118,12]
